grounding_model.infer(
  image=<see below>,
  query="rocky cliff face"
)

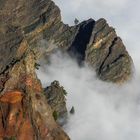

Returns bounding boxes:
[0,0,133,139]
[0,0,70,139]
[85,19,132,82]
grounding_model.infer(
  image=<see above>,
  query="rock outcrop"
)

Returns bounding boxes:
[0,51,70,139]
[39,6,133,83]
[85,19,132,82]
[0,0,70,139]
[44,81,68,126]
[0,0,133,139]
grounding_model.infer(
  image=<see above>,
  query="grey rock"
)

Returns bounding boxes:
[44,81,68,125]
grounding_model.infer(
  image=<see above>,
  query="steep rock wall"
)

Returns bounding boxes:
[0,0,133,139]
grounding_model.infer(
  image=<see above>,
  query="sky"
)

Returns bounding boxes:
[37,1,140,139]
[53,0,140,73]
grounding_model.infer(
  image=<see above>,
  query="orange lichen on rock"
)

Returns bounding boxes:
[33,82,42,93]
[25,75,42,93]
[0,90,23,104]
[5,103,22,137]
[25,76,33,87]
[17,118,34,140]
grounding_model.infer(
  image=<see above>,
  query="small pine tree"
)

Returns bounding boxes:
[34,63,40,70]
[74,18,79,25]
[61,86,68,96]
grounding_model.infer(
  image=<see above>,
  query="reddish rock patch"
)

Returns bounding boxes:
[0,90,23,104]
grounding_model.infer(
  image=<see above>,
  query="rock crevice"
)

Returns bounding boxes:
[68,19,95,63]
[0,0,133,139]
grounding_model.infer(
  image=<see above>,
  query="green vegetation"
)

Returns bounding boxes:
[10,137,16,140]
[53,111,58,121]
[3,136,16,140]
[34,63,41,70]
[61,86,68,96]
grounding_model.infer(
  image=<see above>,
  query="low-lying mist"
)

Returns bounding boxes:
[36,51,140,140]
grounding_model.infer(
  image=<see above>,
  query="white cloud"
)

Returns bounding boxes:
[37,51,140,140]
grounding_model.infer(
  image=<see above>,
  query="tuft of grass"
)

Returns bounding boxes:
[53,111,58,121]
[34,63,40,70]
[11,137,16,140]
[4,136,17,140]
[61,86,68,96]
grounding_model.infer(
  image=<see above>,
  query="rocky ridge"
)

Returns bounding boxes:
[44,81,68,126]
[0,0,133,139]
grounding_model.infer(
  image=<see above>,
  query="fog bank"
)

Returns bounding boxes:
[36,51,140,140]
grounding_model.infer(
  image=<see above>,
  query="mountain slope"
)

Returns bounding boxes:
[0,0,133,139]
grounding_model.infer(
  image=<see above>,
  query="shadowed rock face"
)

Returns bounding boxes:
[68,19,95,63]
[0,0,133,139]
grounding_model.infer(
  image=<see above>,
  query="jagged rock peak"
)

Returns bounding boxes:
[86,18,133,82]
[0,0,133,139]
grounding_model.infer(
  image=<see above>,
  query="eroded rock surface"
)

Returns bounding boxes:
[0,52,69,140]
[0,0,70,139]
[0,0,133,139]
[85,19,132,82]
[44,81,68,126]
